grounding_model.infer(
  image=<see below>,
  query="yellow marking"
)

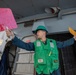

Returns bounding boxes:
[69,27,76,36]
[49,51,52,56]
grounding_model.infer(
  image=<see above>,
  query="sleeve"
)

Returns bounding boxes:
[57,38,75,48]
[12,36,35,51]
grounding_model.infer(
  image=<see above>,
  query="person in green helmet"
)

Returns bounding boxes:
[6,25,76,75]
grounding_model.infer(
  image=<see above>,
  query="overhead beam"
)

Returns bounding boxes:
[58,8,76,19]
[17,13,57,23]
[17,8,76,23]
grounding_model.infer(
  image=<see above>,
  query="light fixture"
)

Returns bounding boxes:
[45,7,60,14]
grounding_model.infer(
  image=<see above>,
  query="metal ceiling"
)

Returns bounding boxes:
[0,0,76,19]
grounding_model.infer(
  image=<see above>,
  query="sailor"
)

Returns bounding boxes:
[6,25,76,75]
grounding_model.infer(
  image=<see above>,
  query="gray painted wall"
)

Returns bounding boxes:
[13,24,33,39]
[32,14,76,34]
[14,14,76,39]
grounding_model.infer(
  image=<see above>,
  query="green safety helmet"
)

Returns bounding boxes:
[33,25,48,34]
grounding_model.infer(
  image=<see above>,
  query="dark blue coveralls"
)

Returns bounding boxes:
[12,36,75,75]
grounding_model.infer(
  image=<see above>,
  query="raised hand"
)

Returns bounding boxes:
[5,29,15,39]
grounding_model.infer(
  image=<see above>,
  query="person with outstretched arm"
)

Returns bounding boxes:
[6,25,76,75]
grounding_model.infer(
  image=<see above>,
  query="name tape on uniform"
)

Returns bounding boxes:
[37,41,41,46]
[38,59,43,63]
[50,42,54,48]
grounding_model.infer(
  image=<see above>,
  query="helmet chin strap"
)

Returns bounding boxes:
[41,37,46,43]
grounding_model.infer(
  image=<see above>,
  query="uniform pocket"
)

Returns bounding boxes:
[35,48,46,65]
[52,57,59,70]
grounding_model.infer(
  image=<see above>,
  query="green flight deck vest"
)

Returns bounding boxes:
[34,39,59,74]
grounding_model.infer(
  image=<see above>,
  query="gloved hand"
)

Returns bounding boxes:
[5,29,15,39]
[69,27,76,41]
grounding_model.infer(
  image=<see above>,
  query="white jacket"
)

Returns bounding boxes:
[0,31,11,53]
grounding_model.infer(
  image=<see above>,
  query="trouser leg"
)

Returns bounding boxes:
[51,69,61,75]
[36,72,50,75]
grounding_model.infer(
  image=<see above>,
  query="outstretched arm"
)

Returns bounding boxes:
[6,29,34,51]
[57,37,76,48]
[12,36,34,51]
